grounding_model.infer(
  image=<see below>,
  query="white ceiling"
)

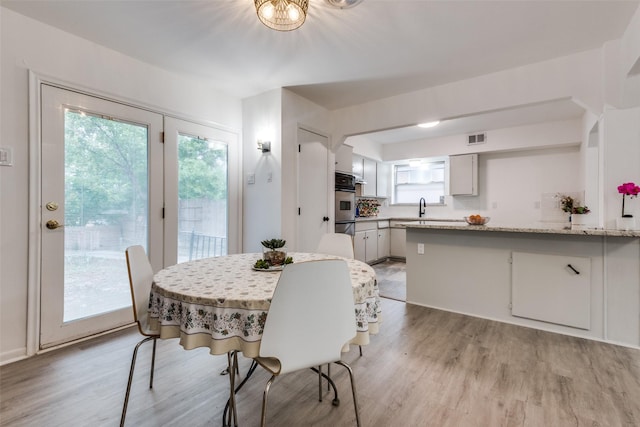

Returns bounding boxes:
[2,0,638,143]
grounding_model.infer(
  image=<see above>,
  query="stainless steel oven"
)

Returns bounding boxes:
[335,172,356,235]
[335,190,355,223]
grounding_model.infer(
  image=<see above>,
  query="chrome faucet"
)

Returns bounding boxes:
[419,197,426,218]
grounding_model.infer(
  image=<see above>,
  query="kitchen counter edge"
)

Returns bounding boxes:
[400,221,640,238]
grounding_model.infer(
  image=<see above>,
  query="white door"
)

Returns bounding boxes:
[297,128,329,252]
[163,117,240,264]
[40,85,163,348]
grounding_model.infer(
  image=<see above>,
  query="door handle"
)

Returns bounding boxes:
[46,220,64,230]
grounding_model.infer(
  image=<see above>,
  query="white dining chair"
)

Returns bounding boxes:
[316,233,355,259]
[253,260,361,426]
[316,232,363,359]
[120,245,160,427]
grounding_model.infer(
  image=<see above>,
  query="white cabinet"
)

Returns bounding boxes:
[354,230,377,263]
[511,251,591,330]
[449,153,478,196]
[377,227,390,259]
[335,144,353,174]
[390,226,406,258]
[353,155,378,197]
[376,162,390,198]
[355,220,388,263]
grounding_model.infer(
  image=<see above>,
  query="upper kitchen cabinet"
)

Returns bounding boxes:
[335,144,353,174]
[449,153,478,196]
[353,154,378,197]
[376,162,390,198]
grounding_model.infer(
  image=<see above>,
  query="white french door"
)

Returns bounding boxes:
[38,85,240,349]
[163,117,240,265]
[40,85,164,348]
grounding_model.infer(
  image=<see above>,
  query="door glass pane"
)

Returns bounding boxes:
[64,110,148,321]
[177,134,228,262]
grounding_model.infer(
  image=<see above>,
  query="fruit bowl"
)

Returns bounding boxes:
[464,215,490,225]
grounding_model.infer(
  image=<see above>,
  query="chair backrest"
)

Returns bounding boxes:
[316,233,354,259]
[259,260,356,374]
[125,245,154,336]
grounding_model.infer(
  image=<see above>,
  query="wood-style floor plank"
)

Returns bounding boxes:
[2,297,640,426]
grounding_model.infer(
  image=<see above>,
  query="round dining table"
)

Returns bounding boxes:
[148,252,381,358]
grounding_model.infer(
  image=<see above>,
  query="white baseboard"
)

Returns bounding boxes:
[0,347,28,366]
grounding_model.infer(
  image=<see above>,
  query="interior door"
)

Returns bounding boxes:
[40,85,163,348]
[297,128,329,252]
[163,117,240,264]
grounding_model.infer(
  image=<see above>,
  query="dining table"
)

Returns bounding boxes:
[147,252,381,425]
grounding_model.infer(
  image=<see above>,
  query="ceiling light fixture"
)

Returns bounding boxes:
[325,0,365,9]
[417,121,440,129]
[255,0,309,31]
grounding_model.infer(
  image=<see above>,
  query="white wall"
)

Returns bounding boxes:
[0,8,242,363]
[330,49,604,142]
[242,90,283,253]
[380,146,580,225]
[240,89,330,253]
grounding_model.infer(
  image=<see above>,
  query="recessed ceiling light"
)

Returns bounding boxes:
[325,0,365,9]
[417,121,440,128]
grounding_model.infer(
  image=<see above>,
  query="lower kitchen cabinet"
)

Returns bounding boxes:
[377,227,390,259]
[354,229,377,263]
[390,226,406,258]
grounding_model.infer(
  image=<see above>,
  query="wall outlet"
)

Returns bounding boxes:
[417,243,424,255]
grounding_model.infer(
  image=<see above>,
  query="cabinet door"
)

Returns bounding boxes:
[377,228,390,259]
[512,251,591,329]
[449,153,478,196]
[362,158,377,196]
[352,155,364,179]
[390,228,406,258]
[354,231,367,262]
[376,162,390,197]
[365,229,378,263]
[335,144,353,173]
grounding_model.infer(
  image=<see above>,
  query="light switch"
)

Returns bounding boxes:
[267,172,272,183]
[0,147,13,166]
[417,243,424,254]
[247,174,255,185]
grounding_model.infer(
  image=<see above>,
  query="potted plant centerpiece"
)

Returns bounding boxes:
[261,238,288,266]
[559,194,590,229]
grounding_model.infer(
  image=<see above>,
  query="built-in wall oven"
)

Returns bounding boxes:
[335,172,356,236]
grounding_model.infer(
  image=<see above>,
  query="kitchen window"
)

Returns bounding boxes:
[393,160,446,204]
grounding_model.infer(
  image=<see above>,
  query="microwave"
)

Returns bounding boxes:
[335,172,356,191]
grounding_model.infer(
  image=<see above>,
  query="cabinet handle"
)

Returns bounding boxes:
[567,264,580,275]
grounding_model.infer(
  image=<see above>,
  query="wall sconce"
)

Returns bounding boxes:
[257,140,271,153]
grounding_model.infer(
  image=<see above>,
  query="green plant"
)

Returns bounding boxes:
[558,194,589,214]
[260,239,286,250]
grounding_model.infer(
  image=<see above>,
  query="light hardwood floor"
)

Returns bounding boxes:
[2,298,640,426]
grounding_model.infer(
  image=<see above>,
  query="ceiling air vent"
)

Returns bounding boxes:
[467,132,487,146]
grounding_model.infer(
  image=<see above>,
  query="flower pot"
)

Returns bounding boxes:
[570,214,589,230]
[616,217,636,231]
[263,248,287,266]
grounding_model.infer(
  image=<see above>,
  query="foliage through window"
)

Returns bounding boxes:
[393,160,445,204]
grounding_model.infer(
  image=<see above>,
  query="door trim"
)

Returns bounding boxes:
[26,71,242,356]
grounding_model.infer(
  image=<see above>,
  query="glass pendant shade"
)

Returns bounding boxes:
[255,0,309,31]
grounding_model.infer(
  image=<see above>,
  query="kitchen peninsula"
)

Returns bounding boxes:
[403,221,640,348]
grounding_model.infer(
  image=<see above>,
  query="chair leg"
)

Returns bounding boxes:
[120,336,156,427]
[149,337,157,388]
[261,375,276,427]
[318,365,323,402]
[335,361,361,427]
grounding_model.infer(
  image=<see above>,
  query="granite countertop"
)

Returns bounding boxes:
[398,220,640,238]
